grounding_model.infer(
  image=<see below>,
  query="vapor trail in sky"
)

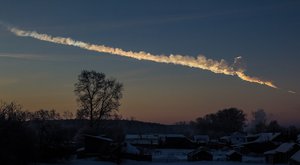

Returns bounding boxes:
[9,27,277,89]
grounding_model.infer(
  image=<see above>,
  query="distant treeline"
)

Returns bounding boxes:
[0,101,299,165]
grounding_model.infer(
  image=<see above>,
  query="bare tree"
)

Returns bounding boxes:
[29,109,61,121]
[0,101,27,122]
[62,111,74,120]
[74,70,123,127]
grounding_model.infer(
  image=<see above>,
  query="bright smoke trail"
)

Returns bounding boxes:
[9,27,277,89]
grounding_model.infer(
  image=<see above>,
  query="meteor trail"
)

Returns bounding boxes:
[8,27,278,89]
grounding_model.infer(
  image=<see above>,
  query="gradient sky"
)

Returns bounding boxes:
[0,0,299,125]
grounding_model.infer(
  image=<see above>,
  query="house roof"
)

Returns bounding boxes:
[253,133,281,143]
[194,135,209,138]
[264,143,298,155]
[226,150,241,156]
[125,134,158,139]
[84,135,113,142]
[124,142,140,154]
[233,132,281,147]
[163,134,186,138]
[188,147,211,156]
[125,134,186,139]
[194,135,209,141]
[291,150,300,162]
[276,143,297,153]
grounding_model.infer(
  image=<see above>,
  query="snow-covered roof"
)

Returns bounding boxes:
[234,133,281,147]
[264,143,298,155]
[124,142,140,154]
[254,133,280,142]
[125,134,158,139]
[194,135,209,141]
[220,136,229,140]
[245,132,280,144]
[291,150,300,162]
[189,147,211,156]
[226,150,240,156]
[125,134,140,139]
[276,143,296,152]
[85,135,113,142]
[163,134,185,138]
[264,149,276,155]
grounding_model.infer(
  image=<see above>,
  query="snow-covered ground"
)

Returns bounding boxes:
[39,149,287,165]
[40,158,285,165]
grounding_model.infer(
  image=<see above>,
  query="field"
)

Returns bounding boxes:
[40,149,286,165]
[42,159,284,165]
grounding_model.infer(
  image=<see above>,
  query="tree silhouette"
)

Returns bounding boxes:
[194,108,246,136]
[74,70,123,127]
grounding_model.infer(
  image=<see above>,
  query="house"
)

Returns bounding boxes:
[126,134,196,149]
[187,147,213,161]
[125,134,159,147]
[236,133,282,154]
[122,142,152,161]
[160,134,196,149]
[77,135,116,159]
[264,142,300,164]
[194,135,209,145]
[84,135,113,154]
[220,132,247,145]
[230,132,247,145]
[289,150,300,165]
[226,150,242,162]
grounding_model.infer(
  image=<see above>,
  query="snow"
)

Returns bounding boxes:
[76,147,85,152]
[276,143,296,153]
[84,135,113,142]
[126,134,159,139]
[38,149,274,165]
[193,135,209,143]
[264,149,276,155]
[226,150,237,156]
[40,159,271,165]
[291,150,300,162]
[152,149,192,162]
[253,133,280,143]
[124,142,140,154]
[264,143,297,155]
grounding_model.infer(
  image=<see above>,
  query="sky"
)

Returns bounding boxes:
[0,0,299,125]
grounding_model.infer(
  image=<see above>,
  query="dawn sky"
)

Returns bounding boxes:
[0,0,299,125]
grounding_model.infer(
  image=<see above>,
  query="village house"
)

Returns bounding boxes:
[220,132,247,145]
[160,134,196,149]
[125,134,159,147]
[77,135,116,160]
[122,142,152,161]
[193,135,209,145]
[289,150,300,165]
[235,133,282,154]
[226,150,242,162]
[187,147,213,161]
[264,142,300,164]
[125,134,196,149]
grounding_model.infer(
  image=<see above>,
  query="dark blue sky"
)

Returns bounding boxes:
[0,0,299,124]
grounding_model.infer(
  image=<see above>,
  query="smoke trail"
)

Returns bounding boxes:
[8,27,277,89]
